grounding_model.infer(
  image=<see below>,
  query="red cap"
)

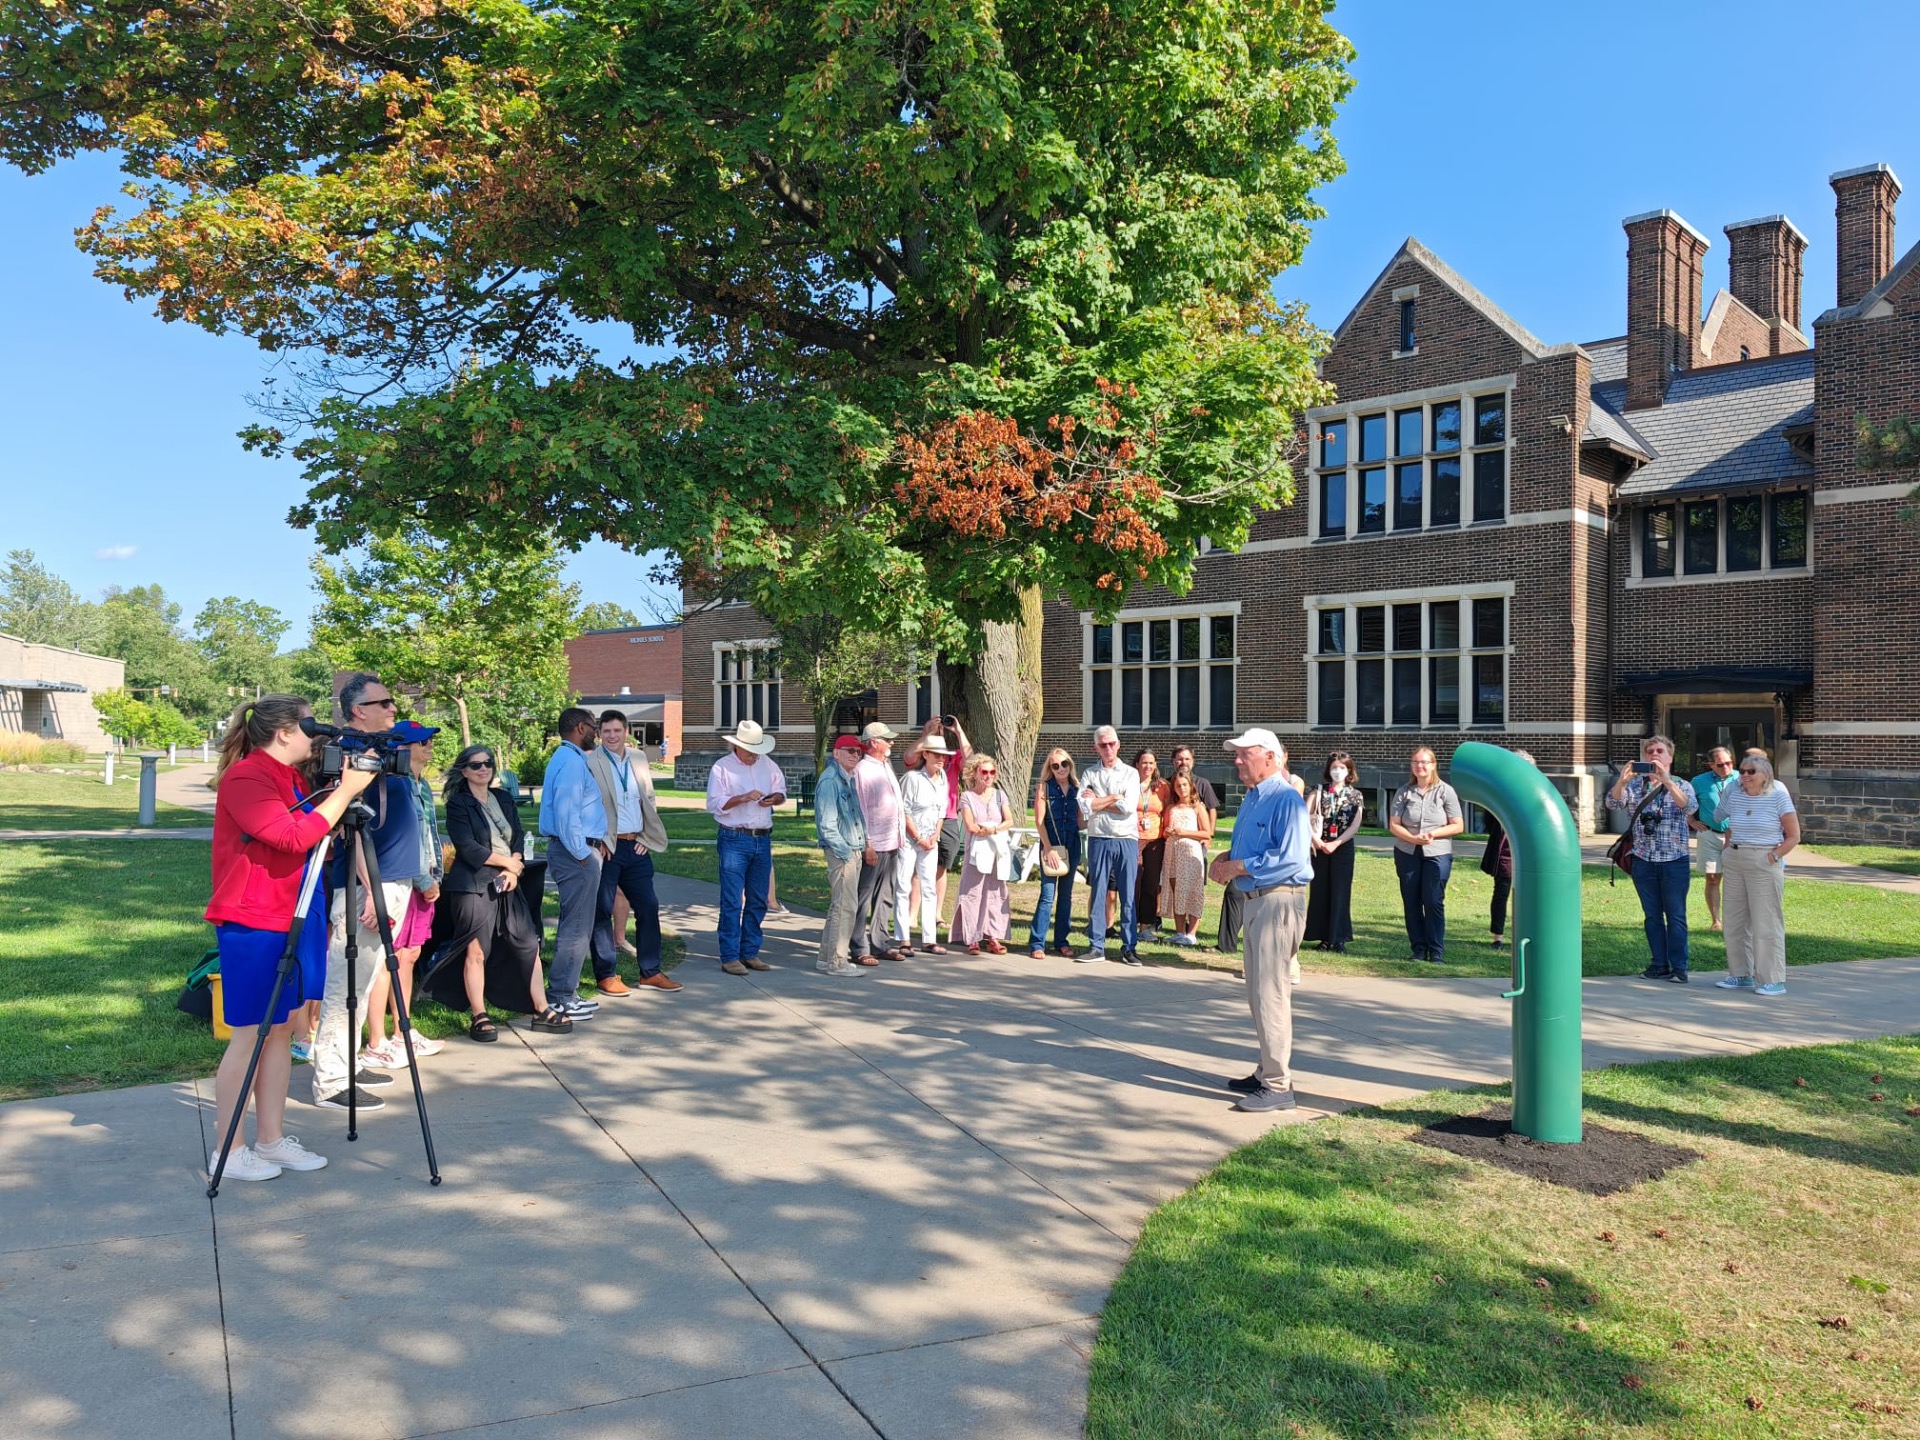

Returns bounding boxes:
[833,735,865,752]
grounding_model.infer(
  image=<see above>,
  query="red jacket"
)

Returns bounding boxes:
[205,749,335,930]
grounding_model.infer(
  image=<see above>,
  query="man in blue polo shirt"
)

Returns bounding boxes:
[1688,747,1737,932]
[1208,728,1315,1113]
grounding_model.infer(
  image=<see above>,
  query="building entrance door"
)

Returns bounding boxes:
[1669,707,1776,775]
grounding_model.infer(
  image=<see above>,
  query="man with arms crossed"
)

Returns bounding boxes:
[1688,746,1737,933]
[588,710,679,994]
[813,735,868,975]
[1079,724,1143,965]
[1209,728,1314,1113]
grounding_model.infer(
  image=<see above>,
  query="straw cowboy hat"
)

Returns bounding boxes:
[724,719,777,755]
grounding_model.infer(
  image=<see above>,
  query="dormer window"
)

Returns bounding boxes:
[1399,299,1418,352]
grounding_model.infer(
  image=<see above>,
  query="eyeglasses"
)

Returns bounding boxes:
[1738,768,1760,775]
[977,768,997,776]
[1051,761,1070,770]
[362,696,397,709]
[466,760,495,771]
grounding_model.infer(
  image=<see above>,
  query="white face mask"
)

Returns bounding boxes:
[1328,767,1348,785]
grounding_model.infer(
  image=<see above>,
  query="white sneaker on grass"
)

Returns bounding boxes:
[212,1145,282,1182]
[253,1135,328,1172]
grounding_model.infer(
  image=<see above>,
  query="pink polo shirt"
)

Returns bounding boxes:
[854,754,903,852]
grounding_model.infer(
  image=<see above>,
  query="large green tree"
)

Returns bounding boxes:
[192,595,292,699]
[3,0,1351,785]
[95,584,220,723]
[0,549,102,651]
[309,528,578,765]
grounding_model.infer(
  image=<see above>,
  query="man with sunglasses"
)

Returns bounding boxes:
[1688,747,1737,933]
[1078,725,1143,964]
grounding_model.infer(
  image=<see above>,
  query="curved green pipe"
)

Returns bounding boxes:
[1448,742,1585,1143]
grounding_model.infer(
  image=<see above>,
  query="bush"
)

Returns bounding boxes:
[514,741,557,788]
[0,734,90,766]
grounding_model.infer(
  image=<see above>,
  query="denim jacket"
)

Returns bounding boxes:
[814,762,868,862]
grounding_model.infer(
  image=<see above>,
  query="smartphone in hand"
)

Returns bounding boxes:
[1630,761,1657,775]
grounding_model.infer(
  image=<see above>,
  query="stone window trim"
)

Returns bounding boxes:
[1081,600,1242,732]
[1302,581,1514,732]
[712,639,783,732]
[1310,378,1514,542]
[1627,491,1813,588]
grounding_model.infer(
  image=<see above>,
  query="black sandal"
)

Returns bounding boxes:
[468,1014,499,1043]
[531,1008,573,1034]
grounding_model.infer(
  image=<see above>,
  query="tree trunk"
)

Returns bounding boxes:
[812,691,836,776]
[962,585,1046,798]
[454,693,472,746]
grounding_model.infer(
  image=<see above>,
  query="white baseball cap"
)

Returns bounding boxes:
[1223,728,1285,756]
[862,721,899,742]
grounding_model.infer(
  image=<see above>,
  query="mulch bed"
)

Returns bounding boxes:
[1411,1104,1703,1195]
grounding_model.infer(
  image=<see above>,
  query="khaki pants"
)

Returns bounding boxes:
[1721,844,1787,987]
[1242,884,1307,1092]
[818,850,864,968]
[314,880,413,1098]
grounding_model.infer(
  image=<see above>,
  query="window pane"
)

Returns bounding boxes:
[1392,603,1422,651]
[1431,401,1462,453]
[720,685,732,729]
[1642,506,1675,577]
[914,673,933,728]
[1320,472,1347,535]
[750,685,763,724]
[1392,657,1422,724]
[1092,624,1113,664]
[720,650,736,682]
[1359,413,1387,462]
[1396,408,1424,456]
[1683,501,1719,574]
[1472,450,1506,521]
[1148,667,1171,728]
[1356,606,1386,653]
[1399,299,1417,352]
[1472,597,1505,649]
[1430,600,1459,650]
[1176,666,1200,726]
[1474,393,1506,445]
[1317,661,1346,727]
[1317,609,1345,655]
[1430,655,1460,725]
[1210,615,1235,659]
[1771,492,1808,567]
[1473,654,1505,724]
[1358,467,1387,533]
[1209,664,1234,728]
[1149,619,1171,663]
[1320,419,1347,470]
[1177,617,1201,661]
[1122,621,1144,662]
[1120,668,1143,727]
[766,685,781,729]
[1431,458,1461,525]
[1394,462,1423,529]
[1355,659,1385,725]
[1092,669,1113,726]
[1726,497,1763,571]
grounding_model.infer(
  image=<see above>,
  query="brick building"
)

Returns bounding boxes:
[680,164,1920,843]
[565,623,683,761]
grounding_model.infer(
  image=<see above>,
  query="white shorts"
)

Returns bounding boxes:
[1695,828,1727,875]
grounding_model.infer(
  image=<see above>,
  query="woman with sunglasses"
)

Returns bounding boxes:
[1028,749,1083,959]
[951,752,1014,954]
[422,745,573,1039]
[1714,752,1800,996]
[1604,733,1699,983]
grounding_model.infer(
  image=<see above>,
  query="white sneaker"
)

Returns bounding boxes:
[815,960,862,976]
[1288,961,1302,986]
[360,1038,408,1070]
[212,1145,282,1182]
[253,1135,328,1172]
[400,1031,445,1057]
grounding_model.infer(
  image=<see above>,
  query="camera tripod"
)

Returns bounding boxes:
[208,788,442,1197]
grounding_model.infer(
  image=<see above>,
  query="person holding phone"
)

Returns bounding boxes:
[705,719,787,975]
[1605,734,1699,983]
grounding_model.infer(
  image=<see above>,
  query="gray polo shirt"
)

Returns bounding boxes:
[1078,760,1141,842]
[1390,781,1463,857]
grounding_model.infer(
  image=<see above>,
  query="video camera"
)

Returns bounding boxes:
[300,717,415,780]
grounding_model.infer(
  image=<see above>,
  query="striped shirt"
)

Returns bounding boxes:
[1723,781,1796,847]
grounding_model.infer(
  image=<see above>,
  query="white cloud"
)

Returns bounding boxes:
[94,544,138,561]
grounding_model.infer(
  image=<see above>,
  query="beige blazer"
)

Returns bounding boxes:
[585,746,671,853]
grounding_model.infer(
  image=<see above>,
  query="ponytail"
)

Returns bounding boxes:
[214,694,312,785]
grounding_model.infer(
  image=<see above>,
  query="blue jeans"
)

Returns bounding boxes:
[593,839,662,977]
[716,826,772,964]
[1029,832,1082,951]
[1631,856,1692,975]
[1085,836,1138,952]
[1393,848,1452,960]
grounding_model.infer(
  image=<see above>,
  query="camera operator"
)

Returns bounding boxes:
[205,695,377,1181]
[311,673,429,1111]
[1606,733,1699,984]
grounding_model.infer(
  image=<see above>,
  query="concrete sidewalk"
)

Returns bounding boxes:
[5,872,1920,1440]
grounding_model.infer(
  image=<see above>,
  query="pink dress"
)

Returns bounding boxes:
[949,789,1011,946]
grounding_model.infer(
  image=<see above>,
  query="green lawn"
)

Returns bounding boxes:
[1802,842,1920,877]
[0,768,211,830]
[1088,1036,1920,1440]
[0,838,680,1101]
[650,831,1920,980]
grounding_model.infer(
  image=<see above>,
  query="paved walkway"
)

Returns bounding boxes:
[6,872,1920,1439]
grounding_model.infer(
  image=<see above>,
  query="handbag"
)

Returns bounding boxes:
[1607,782,1665,886]
[1038,795,1070,876]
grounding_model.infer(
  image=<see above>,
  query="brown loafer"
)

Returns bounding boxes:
[596,976,633,996]
[720,961,749,976]
[637,973,683,992]
[742,957,773,971]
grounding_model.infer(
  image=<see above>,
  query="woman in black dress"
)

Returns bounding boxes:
[1304,751,1364,952]
[421,746,572,1041]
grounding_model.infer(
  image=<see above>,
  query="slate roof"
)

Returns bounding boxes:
[1582,336,1628,385]
[1595,349,1816,497]
[1582,395,1653,460]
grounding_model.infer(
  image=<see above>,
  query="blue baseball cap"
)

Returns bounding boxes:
[390,719,440,744]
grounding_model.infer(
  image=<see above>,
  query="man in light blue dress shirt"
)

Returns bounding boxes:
[1209,728,1314,1112]
[539,707,607,1018]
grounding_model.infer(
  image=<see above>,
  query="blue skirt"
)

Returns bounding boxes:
[216,874,330,1029]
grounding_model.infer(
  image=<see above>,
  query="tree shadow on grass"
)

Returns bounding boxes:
[1087,1128,1680,1440]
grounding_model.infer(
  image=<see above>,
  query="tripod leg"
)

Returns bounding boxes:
[340,835,362,1141]
[362,837,443,1185]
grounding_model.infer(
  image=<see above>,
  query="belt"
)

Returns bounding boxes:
[1723,840,1775,851]
[1247,882,1308,898]
[724,826,772,835]
[616,833,641,842]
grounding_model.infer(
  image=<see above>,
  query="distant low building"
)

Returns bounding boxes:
[0,633,125,753]
[565,622,683,760]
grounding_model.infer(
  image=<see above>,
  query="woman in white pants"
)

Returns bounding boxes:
[1714,752,1800,997]
[897,737,951,954]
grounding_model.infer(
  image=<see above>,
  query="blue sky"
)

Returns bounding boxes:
[3,0,1915,646]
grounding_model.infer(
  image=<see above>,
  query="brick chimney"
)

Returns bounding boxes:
[1831,163,1901,307]
[1624,209,1710,411]
[1723,215,1806,350]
